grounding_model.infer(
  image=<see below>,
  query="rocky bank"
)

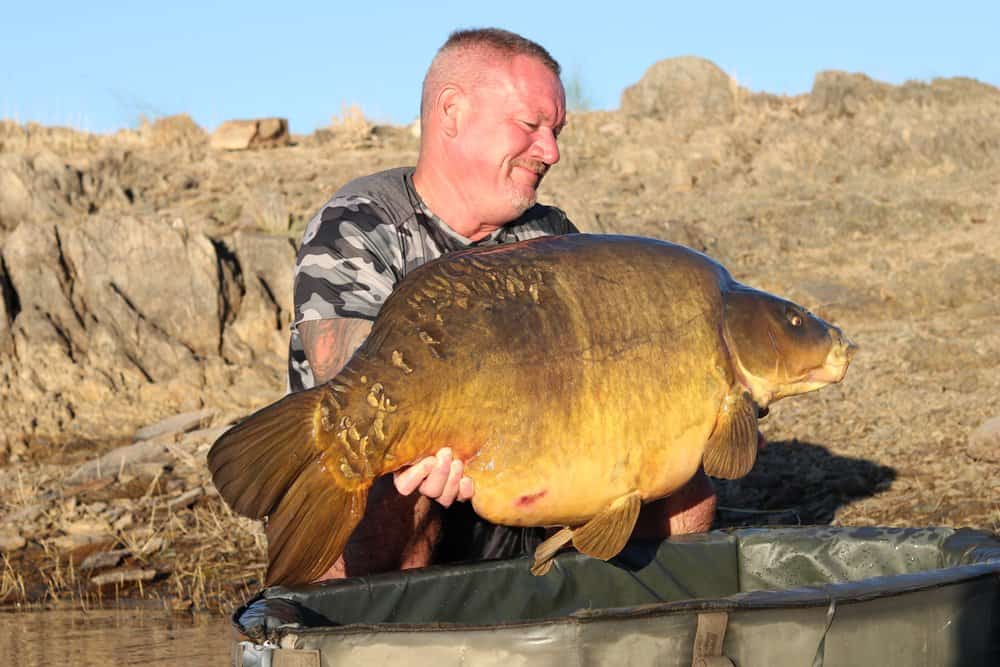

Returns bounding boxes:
[0,57,997,608]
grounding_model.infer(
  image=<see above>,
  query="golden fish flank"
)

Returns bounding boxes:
[208,233,856,585]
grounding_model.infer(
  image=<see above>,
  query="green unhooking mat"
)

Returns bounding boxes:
[231,526,1000,666]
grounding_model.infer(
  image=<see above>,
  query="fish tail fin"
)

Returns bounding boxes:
[208,387,327,519]
[208,384,374,586]
[264,463,369,586]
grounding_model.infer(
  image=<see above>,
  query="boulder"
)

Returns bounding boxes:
[3,221,88,396]
[61,214,223,364]
[0,211,295,445]
[620,56,739,127]
[806,71,891,116]
[142,113,206,148]
[210,118,290,151]
[0,215,225,443]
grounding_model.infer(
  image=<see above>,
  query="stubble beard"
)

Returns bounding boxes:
[505,183,537,217]
[505,160,546,218]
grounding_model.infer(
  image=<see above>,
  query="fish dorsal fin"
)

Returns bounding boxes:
[571,490,643,560]
[703,388,759,479]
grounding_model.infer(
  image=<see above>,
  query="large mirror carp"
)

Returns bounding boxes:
[209,234,856,585]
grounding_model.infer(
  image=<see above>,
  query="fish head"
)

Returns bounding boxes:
[723,286,857,408]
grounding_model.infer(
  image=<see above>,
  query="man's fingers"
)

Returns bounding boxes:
[457,476,474,502]
[393,456,437,496]
[434,460,464,507]
[392,448,475,506]
[418,448,454,499]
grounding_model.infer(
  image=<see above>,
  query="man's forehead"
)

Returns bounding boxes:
[480,56,565,118]
[510,96,565,125]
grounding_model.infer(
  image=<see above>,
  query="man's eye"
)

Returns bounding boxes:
[520,120,539,131]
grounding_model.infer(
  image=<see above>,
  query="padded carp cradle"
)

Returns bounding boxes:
[231,526,1000,666]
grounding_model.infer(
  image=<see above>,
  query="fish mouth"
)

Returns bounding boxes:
[807,360,849,384]
[756,404,770,420]
[808,334,858,384]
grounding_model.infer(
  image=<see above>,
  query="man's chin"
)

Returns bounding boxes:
[505,188,537,217]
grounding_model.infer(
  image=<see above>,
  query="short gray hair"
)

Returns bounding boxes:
[420,28,562,121]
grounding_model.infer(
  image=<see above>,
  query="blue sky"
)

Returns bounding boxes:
[3,1,998,134]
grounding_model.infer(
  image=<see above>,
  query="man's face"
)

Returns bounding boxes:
[455,56,566,225]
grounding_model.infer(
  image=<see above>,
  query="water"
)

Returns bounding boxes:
[0,608,233,666]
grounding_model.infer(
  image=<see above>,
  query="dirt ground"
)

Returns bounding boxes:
[1,64,998,611]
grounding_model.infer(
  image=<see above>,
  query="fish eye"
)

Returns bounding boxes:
[786,310,803,327]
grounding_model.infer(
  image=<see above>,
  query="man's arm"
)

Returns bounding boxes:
[632,469,717,539]
[299,317,372,384]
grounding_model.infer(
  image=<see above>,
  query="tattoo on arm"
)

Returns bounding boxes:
[299,318,374,384]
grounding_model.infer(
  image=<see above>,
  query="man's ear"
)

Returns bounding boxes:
[437,85,464,138]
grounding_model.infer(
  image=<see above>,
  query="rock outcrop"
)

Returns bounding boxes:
[0,214,295,446]
[619,56,741,129]
[210,118,290,151]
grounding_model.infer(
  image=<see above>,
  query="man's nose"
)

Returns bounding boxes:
[534,128,560,165]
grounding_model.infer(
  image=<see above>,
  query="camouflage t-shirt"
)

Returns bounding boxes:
[287,166,578,392]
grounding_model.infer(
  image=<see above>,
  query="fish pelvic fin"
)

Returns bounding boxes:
[571,490,643,561]
[702,388,759,479]
[531,493,643,576]
[531,527,574,576]
[208,383,378,585]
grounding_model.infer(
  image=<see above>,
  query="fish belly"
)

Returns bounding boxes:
[466,426,709,528]
[468,455,629,527]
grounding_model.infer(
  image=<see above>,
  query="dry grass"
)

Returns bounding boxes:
[249,190,291,234]
[1,435,267,611]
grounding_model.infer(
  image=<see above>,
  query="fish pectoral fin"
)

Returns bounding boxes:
[531,527,574,576]
[571,491,643,561]
[703,389,759,480]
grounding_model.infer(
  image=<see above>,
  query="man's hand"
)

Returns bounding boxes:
[393,447,474,507]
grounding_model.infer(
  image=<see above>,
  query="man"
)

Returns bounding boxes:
[288,28,717,580]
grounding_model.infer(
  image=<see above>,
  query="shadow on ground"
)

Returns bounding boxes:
[712,440,897,528]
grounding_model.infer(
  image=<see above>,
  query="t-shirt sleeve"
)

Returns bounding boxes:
[293,197,402,324]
